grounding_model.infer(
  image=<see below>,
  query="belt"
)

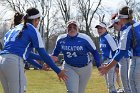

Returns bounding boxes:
[67,61,91,68]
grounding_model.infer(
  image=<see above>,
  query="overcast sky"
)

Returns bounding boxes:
[0,0,131,19]
[0,0,139,36]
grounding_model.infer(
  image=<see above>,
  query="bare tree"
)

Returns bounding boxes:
[56,0,71,24]
[124,0,140,20]
[2,0,53,49]
[41,0,60,51]
[1,0,67,51]
[4,0,39,13]
[77,0,102,38]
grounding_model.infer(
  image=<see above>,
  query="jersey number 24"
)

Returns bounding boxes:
[66,52,77,58]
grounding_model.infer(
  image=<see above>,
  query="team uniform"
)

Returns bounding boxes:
[99,32,118,93]
[0,23,61,93]
[113,21,140,93]
[116,25,132,93]
[26,52,44,69]
[52,33,101,93]
[109,15,132,93]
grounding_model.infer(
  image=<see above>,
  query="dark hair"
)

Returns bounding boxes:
[14,12,24,26]
[119,6,136,48]
[119,6,133,20]
[17,7,40,38]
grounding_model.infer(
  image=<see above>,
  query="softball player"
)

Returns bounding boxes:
[0,7,67,93]
[13,12,45,69]
[100,6,140,93]
[51,20,101,93]
[109,14,131,93]
[95,22,118,93]
[12,12,52,92]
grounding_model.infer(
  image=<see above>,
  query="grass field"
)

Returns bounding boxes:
[0,67,108,93]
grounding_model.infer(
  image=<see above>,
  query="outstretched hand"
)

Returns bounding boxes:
[51,55,58,62]
[42,63,51,71]
[99,65,109,76]
[57,69,68,82]
[100,60,117,75]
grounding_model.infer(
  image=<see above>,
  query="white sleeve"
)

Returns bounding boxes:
[105,34,118,51]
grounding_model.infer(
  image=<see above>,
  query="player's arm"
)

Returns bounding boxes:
[84,36,101,68]
[51,37,62,62]
[100,50,127,75]
[105,35,118,55]
[89,49,101,68]
[105,35,118,52]
[26,58,51,71]
[29,26,68,81]
[36,48,61,74]
[26,58,42,69]
[28,52,43,61]
[100,30,130,75]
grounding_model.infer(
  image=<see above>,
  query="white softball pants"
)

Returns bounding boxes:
[129,56,140,93]
[63,62,92,93]
[103,59,117,93]
[119,58,132,93]
[0,54,26,93]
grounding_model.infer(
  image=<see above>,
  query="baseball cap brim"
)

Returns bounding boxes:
[108,17,120,28]
[67,20,78,27]
[95,22,107,28]
[108,23,114,28]
[95,25,102,28]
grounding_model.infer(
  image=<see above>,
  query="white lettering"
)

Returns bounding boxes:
[61,45,83,51]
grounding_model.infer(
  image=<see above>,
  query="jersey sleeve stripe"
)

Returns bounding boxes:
[23,43,31,60]
[119,22,140,50]
[78,33,96,50]
[56,34,67,42]
[29,24,44,48]
[105,34,118,51]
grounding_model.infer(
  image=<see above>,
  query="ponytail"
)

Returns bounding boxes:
[119,6,137,48]
[127,8,137,48]
[17,14,28,38]
[130,21,137,48]
[17,7,40,39]
[14,12,23,26]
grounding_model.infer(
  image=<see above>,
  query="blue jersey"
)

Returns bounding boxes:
[26,52,43,69]
[118,24,132,58]
[113,21,140,62]
[2,23,44,59]
[0,23,61,74]
[100,32,118,61]
[52,33,101,68]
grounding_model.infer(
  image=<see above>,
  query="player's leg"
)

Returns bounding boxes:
[1,54,26,93]
[20,59,27,93]
[78,62,92,93]
[23,73,27,93]
[63,63,79,93]
[23,61,27,93]
[115,66,121,88]
[0,75,9,93]
[129,58,136,93]
[103,59,117,93]
[134,57,140,93]
[106,66,117,93]
[119,58,131,93]
[0,55,10,93]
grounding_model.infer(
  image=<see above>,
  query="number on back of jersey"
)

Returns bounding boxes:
[66,52,77,58]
